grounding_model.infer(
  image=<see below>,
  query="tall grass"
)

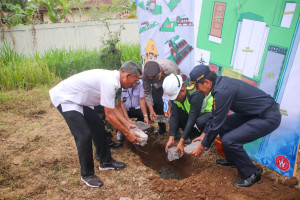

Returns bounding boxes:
[0,59,56,90]
[0,43,141,91]
[35,48,102,79]
[0,42,24,65]
[37,43,141,79]
[119,43,142,67]
[0,44,56,91]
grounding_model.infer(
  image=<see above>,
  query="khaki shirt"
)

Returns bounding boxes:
[142,59,181,106]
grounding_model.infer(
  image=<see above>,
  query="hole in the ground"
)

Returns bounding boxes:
[127,132,201,180]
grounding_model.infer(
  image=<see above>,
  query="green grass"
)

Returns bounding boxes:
[119,43,142,66]
[0,59,56,91]
[0,43,141,91]
[0,43,56,91]
[36,48,102,79]
[0,41,24,65]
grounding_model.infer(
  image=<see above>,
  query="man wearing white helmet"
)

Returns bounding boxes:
[162,74,213,155]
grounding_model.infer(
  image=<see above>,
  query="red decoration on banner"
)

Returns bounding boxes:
[275,155,290,171]
[210,64,218,73]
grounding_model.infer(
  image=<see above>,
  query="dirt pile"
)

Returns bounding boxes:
[128,135,300,200]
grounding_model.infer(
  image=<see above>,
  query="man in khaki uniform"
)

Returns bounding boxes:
[142,59,181,134]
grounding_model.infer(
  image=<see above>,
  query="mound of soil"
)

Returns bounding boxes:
[128,134,300,200]
[0,89,300,199]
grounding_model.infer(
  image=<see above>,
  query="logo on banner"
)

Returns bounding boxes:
[275,155,290,171]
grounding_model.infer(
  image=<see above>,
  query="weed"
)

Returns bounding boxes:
[10,180,15,191]
[0,92,10,103]
[72,179,79,185]
[16,195,25,200]
[22,158,32,167]
[99,20,124,70]
[53,166,67,174]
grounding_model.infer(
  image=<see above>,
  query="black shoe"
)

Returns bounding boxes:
[256,167,263,175]
[234,173,262,187]
[153,127,166,135]
[116,131,125,142]
[94,153,100,161]
[184,138,192,145]
[108,141,123,148]
[99,160,126,171]
[216,159,236,167]
[81,175,103,188]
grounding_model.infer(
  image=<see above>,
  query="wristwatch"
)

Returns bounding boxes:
[143,114,148,118]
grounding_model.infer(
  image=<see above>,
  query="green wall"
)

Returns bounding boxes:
[197,0,300,81]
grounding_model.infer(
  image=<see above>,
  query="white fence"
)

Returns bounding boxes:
[0,19,140,56]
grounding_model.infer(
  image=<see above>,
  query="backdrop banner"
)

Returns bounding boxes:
[137,0,300,177]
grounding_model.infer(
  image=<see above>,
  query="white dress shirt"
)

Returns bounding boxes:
[49,69,120,115]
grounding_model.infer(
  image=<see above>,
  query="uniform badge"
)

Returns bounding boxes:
[213,98,216,111]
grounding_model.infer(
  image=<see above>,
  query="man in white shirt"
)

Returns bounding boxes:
[49,61,142,188]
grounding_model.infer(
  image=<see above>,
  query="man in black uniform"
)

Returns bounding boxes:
[188,65,281,187]
[162,74,212,155]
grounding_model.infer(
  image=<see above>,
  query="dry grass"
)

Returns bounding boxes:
[0,87,160,199]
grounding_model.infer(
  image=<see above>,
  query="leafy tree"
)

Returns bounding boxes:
[0,2,26,29]
[0,0,41,28]
[32,0,74,23]
[1,0,27,10]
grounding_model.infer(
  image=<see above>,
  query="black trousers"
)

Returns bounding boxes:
[57,105,112,177]
[152,86,165,129]
[195,112,211,132]
[176,109,210,140]
[127,108,144,121]
[219,104,281,179]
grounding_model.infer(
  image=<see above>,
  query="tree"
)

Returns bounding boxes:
[0,2,26,29]
[0,0,40,29]
[32,0,74,23]
[1,0,28,10]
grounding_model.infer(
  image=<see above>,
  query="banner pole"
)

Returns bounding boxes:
[293,138,300,177]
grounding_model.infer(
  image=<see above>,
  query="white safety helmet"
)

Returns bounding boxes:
[162,74,183,100]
